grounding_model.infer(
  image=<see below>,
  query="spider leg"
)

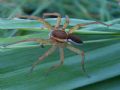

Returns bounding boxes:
[68,21,112,33]
[17,15,52,30]
[66,44,90,77]
[30,45,57,72]
[62,15,70,31]
[51,36,66,43]
[43,13,61,30]
[3,38,52,47]
[45,47,64,75]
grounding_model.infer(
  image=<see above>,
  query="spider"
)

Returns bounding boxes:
[8,13,112,76]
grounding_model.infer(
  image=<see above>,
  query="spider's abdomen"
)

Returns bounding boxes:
[67,34,83,45]
[51,30,68,39]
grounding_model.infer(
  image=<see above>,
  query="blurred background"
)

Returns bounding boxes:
[0,0,120,37]
[0,1,120,90]
[0,0,120,20]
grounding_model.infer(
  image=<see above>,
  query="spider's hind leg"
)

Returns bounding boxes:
[68,21,112,34]
[66,44,90,77]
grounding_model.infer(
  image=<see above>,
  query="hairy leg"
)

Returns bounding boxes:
[43,13,61,30]
[66,44,89,77]
[62,15,70,31]
[45,47,64,74]
[3,38,52,47]
[69,21,112,33]
[30,45,57,72]
[50,36,66,43]
[17,15,52,30]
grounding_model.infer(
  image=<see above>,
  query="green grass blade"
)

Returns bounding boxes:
[0,34,120,90]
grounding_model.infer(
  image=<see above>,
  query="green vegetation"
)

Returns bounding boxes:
[0,0,120,90]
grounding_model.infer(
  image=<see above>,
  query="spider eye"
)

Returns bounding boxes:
[68,34,83,45]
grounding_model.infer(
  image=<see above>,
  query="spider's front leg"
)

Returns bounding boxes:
[62,15,70,31]
[45,47,64,75]
[16,15,52,30]
[66,44,90,77]
[68,21,112,33]
[43,13,61,30]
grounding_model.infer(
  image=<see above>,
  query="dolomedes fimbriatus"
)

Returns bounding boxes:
[9,13,111,76]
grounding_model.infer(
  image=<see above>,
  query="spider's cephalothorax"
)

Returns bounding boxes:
[50,30,68,42]
[11,13,112,76]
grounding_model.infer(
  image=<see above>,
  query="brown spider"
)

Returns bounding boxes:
[8,13,111,76]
